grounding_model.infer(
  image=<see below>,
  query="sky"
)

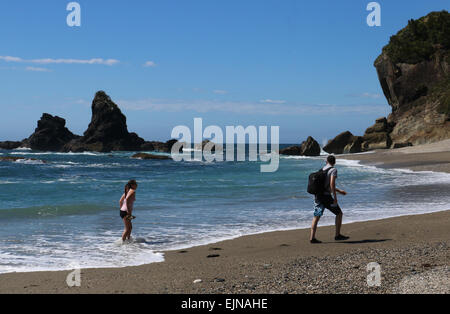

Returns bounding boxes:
[0,0,449,144]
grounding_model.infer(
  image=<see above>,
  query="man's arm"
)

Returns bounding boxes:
[330,176,347,205]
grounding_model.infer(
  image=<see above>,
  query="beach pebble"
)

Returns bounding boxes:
[193,279,202,284]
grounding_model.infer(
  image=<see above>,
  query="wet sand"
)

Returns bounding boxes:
[1,140,449,294]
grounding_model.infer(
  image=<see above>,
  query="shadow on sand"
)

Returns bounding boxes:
[335,239,392,244]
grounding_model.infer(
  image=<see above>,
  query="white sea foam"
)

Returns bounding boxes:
[0,180,17,184]
[0,234,165,274]
[337,158,450,185]
[280,155,321,160]
[14,159,45,165]
[10,151,102,156]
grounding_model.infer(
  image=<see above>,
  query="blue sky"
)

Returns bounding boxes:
[0,0,448,143]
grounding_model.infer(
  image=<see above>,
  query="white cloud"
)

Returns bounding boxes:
[25,66,52,72]
[260,99,286,104]
[144,61,157,67]
[347,92,383,99]
[0,55,119,66]
[117,98,387,116]
[213,90,228,95]
[0,56,22,62]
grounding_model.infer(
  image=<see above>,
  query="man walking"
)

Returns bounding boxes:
[310,155,349,244]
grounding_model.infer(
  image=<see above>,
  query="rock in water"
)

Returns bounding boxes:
[280,136,320,156]
[22,114,79,151]
[141,139,182,153]
[131,153,171,160]
[279,145,303,156]
[323,131,362,154]
[300,136,321,156]
[374,10,450,145]
[0,141,23,150]
[64,91,145,152]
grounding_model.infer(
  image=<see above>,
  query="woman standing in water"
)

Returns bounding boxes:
[119,180,138,242]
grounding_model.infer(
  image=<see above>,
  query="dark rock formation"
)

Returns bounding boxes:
[0,141,22,150]
[22,114,79,151]
[392,142,413,149]
[64,91,145,152]
[279,136,320,156]
[279,146,302,156]
[300,136,321,156]
[142,139,181,153]
[131,153,171,160]
[374,10,450,145]
[323,131,363,155]
[344,136,364,154]
[362,117,394,150]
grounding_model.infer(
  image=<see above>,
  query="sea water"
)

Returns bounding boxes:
[1,146,450,274]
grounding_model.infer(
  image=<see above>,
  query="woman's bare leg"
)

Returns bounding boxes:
[122,217,130,241]
[126,221,132,240]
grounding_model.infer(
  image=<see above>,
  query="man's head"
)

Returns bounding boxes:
[327,155,336,166]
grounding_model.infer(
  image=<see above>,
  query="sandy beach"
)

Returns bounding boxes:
[1,141,449,294]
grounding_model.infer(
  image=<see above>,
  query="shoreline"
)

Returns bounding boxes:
[1,140,450,293]
[0,210,448,294]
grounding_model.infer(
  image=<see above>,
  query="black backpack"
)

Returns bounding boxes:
[307,167,333,195]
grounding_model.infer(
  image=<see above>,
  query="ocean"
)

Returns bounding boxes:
[1,146,450,274]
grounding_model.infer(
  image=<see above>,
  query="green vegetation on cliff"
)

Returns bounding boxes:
[431,75,450,116]
[379,10,450,64]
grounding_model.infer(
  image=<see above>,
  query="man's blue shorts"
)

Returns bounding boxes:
[314,194,343,217]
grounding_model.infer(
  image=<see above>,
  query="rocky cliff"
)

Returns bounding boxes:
[374,10,450,146]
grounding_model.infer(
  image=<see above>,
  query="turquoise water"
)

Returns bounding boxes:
[1,147,450,273]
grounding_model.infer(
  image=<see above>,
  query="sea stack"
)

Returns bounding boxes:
[21,113,79,151]
[64,91,145,152]
[280,136,321,156]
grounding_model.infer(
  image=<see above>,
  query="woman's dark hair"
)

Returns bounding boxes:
[124,179,137,197]
[327,155,336,165]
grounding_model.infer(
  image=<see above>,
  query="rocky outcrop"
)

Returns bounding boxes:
[280,136,321,156]
[300,136,321,156]
[0,141,22,150]
[142,139,181,153]
[362,117,394,150]
[2,91,181,153]
[344,136,364,154]
[22,114,79,151]
[64,91,145,152]
[392,142,413,149]
[323,131,363,155]
[131,153,171,160]
[279,146,302,156]
[374,10,450,146]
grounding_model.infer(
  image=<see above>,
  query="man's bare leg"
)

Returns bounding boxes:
[310,216,321,241]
